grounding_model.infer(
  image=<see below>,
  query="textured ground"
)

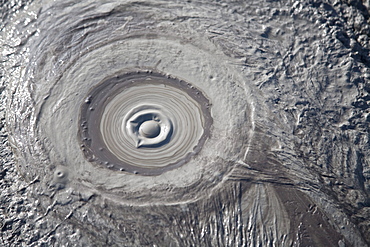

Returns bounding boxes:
[1,0,370,246]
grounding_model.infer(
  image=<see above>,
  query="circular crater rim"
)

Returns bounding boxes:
[78,70,213,176]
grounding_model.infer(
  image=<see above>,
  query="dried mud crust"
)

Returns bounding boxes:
[1,0,370,246]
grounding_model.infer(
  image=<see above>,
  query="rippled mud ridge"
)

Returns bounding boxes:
[1,0,370,246]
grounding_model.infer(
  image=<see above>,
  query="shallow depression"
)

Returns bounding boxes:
[79,72,213,175]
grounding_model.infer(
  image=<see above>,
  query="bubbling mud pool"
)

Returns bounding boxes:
[79,72,213,175]
[27,30,253,204]
[1,0,370,246]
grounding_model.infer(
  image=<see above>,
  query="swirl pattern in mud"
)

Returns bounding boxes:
[79,72,212,175]
[3,3,253,204]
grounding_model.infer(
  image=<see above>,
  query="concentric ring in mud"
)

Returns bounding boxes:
[17,32,254,204]
[79,72,212,175]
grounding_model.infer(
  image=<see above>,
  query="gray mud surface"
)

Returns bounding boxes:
[1,0,370,246]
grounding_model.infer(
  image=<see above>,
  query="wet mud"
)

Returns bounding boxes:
[1,0,370,246]
[79,71,213,175]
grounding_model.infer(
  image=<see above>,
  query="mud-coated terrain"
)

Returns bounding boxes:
[1,0,370,246]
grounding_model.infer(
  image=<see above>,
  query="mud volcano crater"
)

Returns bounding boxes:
[79,71,212,175]
[8,26,254,204]
[2,0,370,245]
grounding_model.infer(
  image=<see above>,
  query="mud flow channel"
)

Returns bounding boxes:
[1,0,370,246]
